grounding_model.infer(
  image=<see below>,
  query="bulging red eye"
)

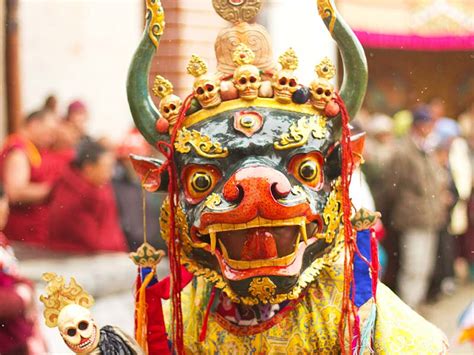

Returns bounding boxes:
[182,165,222,204]
[288,152,324,190]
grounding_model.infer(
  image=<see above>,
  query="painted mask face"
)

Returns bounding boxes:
[57,304,100,354]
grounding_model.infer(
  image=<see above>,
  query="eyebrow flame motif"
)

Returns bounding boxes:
[274,115,327,150]
[175,127,229,159]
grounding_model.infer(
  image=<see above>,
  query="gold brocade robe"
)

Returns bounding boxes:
[170,264,448,354]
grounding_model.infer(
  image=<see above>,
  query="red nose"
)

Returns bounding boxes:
[199,166,314,228]
[223,166,292,202]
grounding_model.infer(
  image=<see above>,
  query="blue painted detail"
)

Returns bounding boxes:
[141,267,158,287]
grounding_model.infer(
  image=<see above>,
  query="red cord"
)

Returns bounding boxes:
[156,93,195,355]
[334,93,359,354]
[199,288,216,342]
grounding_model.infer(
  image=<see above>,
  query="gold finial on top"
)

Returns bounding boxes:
[278,48,299,71]
[315,57,336,80]
[130,242,166,268]
[212,0,263,24]
[39,273,94,328]
[187,55,208,78]
[232,43,256,66]
[152,75,174,98]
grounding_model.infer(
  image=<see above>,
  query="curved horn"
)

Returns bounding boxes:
[127,0,166,145]
[317,0,368,125]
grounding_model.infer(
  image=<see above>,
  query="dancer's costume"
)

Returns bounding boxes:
[40,0,449,354]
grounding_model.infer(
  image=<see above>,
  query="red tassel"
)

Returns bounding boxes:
[334,93,359,354]
[199,288,216,342]
[370,229,379,301]
[156,94,195,355]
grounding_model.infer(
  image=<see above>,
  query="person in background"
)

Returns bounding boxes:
[42,95,59,117]
[113,129,166,251]
[48,141,127,253]
[0,110,58,246]
[0,184,47,355]
[384,105,447,310]
[54,100,91,153]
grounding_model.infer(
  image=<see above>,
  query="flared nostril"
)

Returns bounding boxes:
[223,183,244,203]
[271,182,290,200]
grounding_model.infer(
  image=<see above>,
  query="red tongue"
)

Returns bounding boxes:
[241,229,278,260]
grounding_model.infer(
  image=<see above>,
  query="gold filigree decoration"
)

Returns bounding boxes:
[204,193,222,210]
[351,208,381,231]
[279,48,299,71]
[317,0,337,33]
[274,115,327,150]
[130,242,165,268]
[175,128,229,159]
[39,273,94,328]
[187,55,208,78]
[232,43,256,66]
[146,0,165,47]
[315,57,336,80]
[248,277,277,303]
[212,0,263,24]
[322,180,343,243]
[152,75,173,98]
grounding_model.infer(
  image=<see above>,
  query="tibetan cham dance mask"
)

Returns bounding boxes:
[127,0,367,306]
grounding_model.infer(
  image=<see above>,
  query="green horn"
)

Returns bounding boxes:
[126,0,166,146]
[317,0,368,127]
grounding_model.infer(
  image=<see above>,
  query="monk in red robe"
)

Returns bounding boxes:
[0,110,59,246]
[48,141,127,253]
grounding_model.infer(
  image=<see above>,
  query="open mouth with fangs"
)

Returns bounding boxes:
[192,216,322,281]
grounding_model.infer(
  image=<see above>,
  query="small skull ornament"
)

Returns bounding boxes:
[153,75,183,132]
[58,304,100,354]
[310,57,337,111]
[273,48,299,104]
[187,55,222,109]
[232,43,262,101]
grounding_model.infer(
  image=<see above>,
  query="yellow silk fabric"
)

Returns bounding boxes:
[170,263,448,354]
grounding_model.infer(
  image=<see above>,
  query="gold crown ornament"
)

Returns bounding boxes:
[310,57,337,111]
[153,75,183,133]
[187,55,222,109]
[272,48,300,104]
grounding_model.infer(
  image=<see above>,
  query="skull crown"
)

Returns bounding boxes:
[232,43,262,101]
[272,48,300,104]
[310,57,337,110]
[187,55,222,109]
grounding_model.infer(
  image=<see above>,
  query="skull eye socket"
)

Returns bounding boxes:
[67,328,77,337]
[205,84,215,92]
[196,87,205,95]
[78,321,89,331]
[325,90,332,97]
[170,104,176,110]
[249,76,257,83]
[182,164,222,204]
[279,77,288,85]
[164,107,170,113]
[316,87,324,95]
[239,77,248,85]
[288,152,324,190]
[289,79,297,87]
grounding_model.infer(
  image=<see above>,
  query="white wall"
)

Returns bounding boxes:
[262,0,338,87]
[19,0,142,141]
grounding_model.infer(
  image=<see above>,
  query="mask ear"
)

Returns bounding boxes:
[324,132,366,181]
[130,154,169,192]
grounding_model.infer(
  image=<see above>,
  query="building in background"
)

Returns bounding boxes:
[339,0,474,117]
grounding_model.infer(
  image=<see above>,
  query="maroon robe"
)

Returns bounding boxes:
[48,167,128,253]
[0,135,57,246]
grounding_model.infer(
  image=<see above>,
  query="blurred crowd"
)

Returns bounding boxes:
[0,96,166,354]
[355,98,474,312]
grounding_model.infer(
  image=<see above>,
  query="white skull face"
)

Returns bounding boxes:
[159,94,183,127]
[193,76,221,109]
[58,304,99,354]
[272,69,298,103]
[233,65,261,101]
[309,78,335,110]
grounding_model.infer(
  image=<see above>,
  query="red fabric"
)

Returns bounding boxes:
[155,266,194,300]
[48,167,127,253]
[0,135,57,245]
[354,31,474,51]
